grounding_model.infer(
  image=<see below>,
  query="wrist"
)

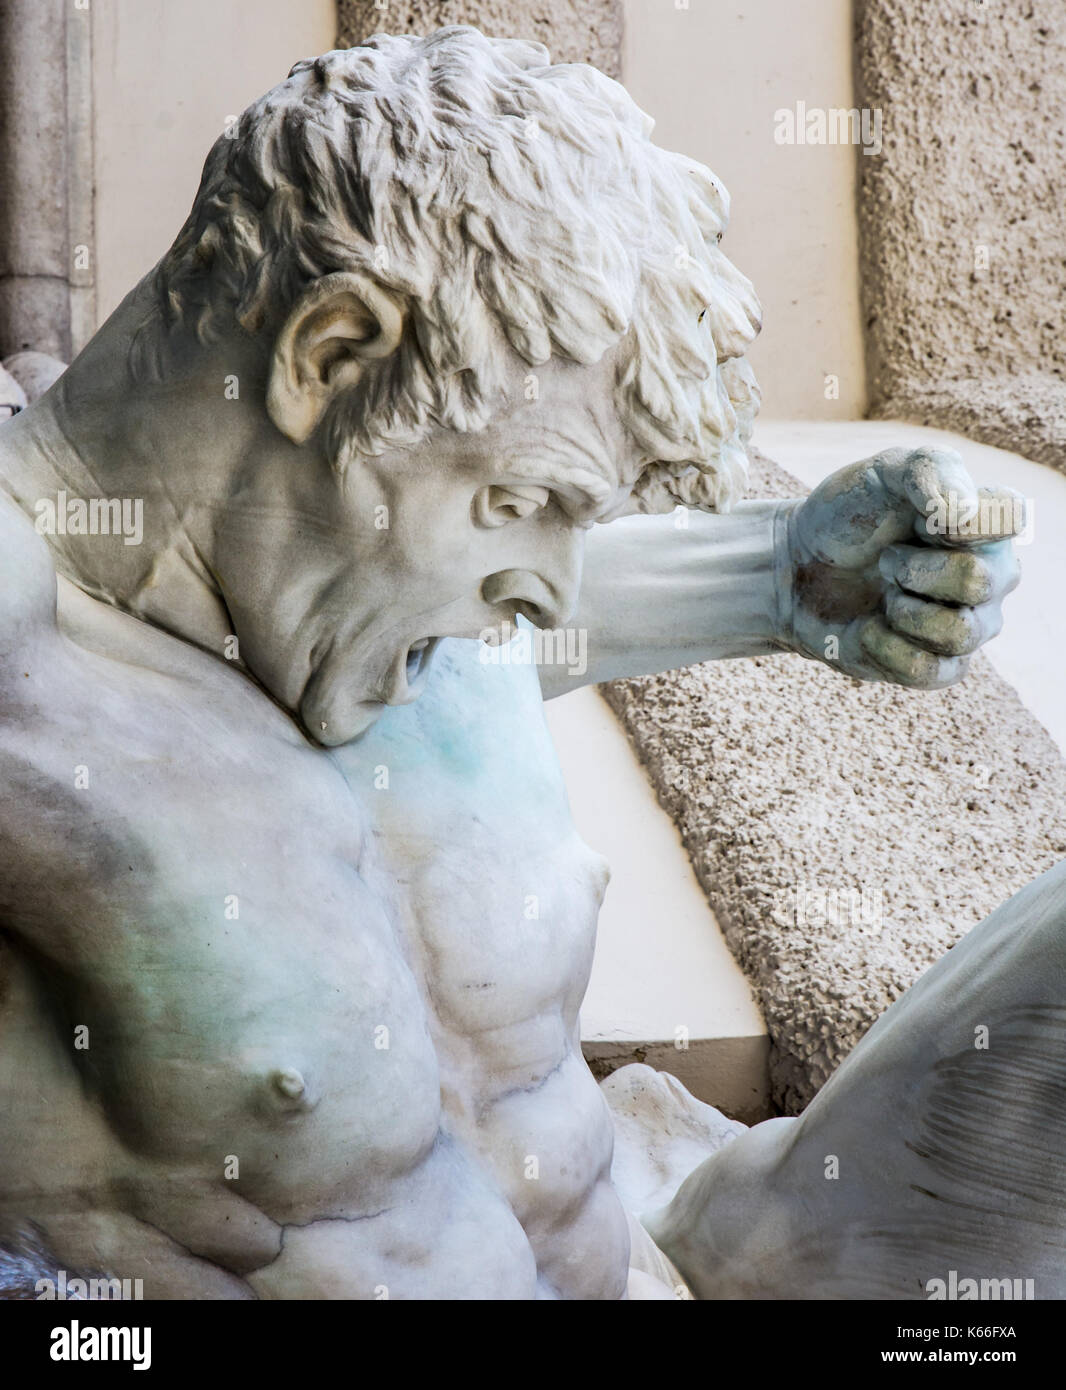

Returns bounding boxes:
[771,497,804,653]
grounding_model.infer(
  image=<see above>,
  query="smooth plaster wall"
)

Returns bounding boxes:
[621,0,867,421]
[90,0,337,328]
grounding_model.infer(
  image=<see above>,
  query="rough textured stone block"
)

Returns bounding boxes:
[856,0,1066,468]
[337,0,622,76]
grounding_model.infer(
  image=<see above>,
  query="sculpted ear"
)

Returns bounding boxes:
[266,272,404,445]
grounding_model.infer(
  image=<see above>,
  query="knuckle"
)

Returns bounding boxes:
[891,638,938,686]
[954,552,993,605]
[947,609,983,655]
[889,593,981,656]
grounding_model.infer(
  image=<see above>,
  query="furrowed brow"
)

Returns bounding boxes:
[498,428,617,514]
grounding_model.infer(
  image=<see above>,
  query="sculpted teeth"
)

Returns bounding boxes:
[406,638,428,677]
[399,636,438,696]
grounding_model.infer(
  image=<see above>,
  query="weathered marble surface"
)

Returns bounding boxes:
[3,351,66,404]
[603,1064,746,1215]
[0,362,25,418]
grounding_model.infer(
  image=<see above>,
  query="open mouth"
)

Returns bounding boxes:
[301,635,445,744]
[400,636,441,695]
[406,637,431,682]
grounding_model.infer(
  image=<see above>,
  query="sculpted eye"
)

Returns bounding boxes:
[474,484,551,527]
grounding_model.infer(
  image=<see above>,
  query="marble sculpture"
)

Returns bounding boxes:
[0,27,1061,1300]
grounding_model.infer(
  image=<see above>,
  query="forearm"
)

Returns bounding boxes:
[539,499,802,698]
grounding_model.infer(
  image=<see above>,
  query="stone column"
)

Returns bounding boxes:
[0,0,94,362]
[337,0,623,76]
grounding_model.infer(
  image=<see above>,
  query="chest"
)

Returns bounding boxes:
[331,643,610,1038]
[2,625,608,1146]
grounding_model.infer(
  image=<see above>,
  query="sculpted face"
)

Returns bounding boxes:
[102,15,761,751]
[217,347,644,746]
[119,34,760,749]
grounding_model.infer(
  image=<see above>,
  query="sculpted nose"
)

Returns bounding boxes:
[481,526,585,628]
[481,570,569,628]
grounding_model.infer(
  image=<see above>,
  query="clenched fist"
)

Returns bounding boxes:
[783,447,1024,688]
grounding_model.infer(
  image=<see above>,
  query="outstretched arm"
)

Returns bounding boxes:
[536,499,797,698]
[538,447,1023,700]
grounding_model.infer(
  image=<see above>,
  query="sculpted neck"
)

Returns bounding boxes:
[0,287,266,656]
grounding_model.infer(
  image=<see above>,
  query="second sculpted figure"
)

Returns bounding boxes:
[0,27,1061,1300]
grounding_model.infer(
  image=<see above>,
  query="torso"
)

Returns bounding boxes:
[0,552,626,1299]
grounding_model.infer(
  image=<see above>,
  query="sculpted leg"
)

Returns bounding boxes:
[645,859,1066,1299]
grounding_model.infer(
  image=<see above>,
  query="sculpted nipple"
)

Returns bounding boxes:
[268,1066,316,1114]
[272,1067,306,1100]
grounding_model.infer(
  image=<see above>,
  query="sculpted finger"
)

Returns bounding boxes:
[879,542,1020,606]
[914,484,1029,546]
[859,616,970,689]
[876,447,977,528]
[884,589,1001,657]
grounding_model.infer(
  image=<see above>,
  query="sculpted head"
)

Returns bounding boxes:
[125,25,761,742]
